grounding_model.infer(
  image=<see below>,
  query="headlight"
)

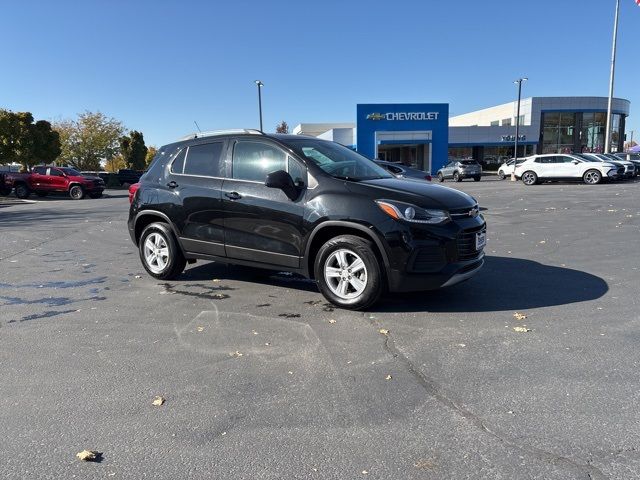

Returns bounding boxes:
[375,200,449,224]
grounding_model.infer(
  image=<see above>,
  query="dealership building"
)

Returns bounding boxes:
[292,96,631,173]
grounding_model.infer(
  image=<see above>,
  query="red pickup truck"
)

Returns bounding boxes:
[1,166,105,200]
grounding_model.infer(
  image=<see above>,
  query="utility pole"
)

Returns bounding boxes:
[604,0,620,153]
[511,77,528,181]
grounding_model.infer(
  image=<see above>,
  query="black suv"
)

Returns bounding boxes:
[128,130,486,309]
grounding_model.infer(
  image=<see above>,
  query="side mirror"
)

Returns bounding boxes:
[265,170,299,200]
[572,160,579,164]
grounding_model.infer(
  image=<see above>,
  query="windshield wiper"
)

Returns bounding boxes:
[332,175,360,181]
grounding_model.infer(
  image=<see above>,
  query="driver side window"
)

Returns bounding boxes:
[232,141,287,182]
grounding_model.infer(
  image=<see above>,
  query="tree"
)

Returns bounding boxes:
[276,121,289,134]
[145,146,158,167]
[120,130,147,170]
[0,110,61,168]
[104,153,127,173]
[54,111,125,171]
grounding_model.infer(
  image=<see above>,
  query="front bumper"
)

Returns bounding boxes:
[382,217,486,292]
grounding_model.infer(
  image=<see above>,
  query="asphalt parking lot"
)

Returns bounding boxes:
[1,178,639,479]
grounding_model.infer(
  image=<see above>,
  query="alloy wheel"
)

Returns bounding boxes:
[143,232,170,274]
[522,172,536,185]
[323,249,368,300]
[584,170,601,184]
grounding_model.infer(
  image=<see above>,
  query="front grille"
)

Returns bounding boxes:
[457,225,485,261]
[450,204,479,219]
[617,167,625,176]
[411,248,446,273]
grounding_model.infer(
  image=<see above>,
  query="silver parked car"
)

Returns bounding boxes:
[437,159,482,182]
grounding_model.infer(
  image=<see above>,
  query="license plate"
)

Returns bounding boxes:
[475,231,486,250]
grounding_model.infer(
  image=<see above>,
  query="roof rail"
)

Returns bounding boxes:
[177,129,265,141]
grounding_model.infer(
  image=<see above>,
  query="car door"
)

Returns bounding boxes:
[47,168,68,191]
[222,139,305,268]
[30,166,49,190]
[165,140,227,257]
[554,155,580,179]
[441,162,453,178]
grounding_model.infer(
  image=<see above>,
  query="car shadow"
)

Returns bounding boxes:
[180,255,608,312]
[373,255,608,313]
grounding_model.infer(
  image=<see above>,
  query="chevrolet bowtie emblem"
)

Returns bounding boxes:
[469,207,479,217]
[366,113,386,121]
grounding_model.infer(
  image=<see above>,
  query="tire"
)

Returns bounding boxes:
[521,171,538,186]
[35,191,48,197]
[314,235,383,310]
[69,185,85,200]
[15,183,30,199]
[453,172,462,182]
[437,172,444,182]
[138,222,186,280]
[89,192,103,199]
[473,176,481,182]
[497,170,506,180]
[583,169,602,185]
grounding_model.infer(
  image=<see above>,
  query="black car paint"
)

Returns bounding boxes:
[129,134,485,292]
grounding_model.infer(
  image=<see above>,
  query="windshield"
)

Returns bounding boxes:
[574,154,598,162]
[59,167,82,176]
[283,138,393,181]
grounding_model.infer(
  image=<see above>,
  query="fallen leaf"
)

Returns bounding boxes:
[328,319,337,324]
[513,312,527,320]
[304,300,323,306]
[134,275,141,279]
[513,326,532,333]
[288,371,293,375]
[264,342,271,346]
[279,313,301,318]
[457,343,466,347]
[538,240,546,244]
[211,293,229,299]
[152,395,165,406]
[414,459,436,470]
[212,279,221,282]
[385,374,392,380]
[362,471,369,475]
[230,351,243,357]
[76,450,101,462]
[252,330,259,335]
[256,303,271,307]
[379,328,390,335]
[196,326,204,332]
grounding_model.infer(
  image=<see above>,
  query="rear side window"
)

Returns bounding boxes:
[233,141,286,182]
[33,166,47,175]
[460,160,477,165]
[170,149,186,174]
[184,142,224,177]
[48,168,64,176]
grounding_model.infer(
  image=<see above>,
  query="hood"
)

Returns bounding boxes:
[348,177,477,210]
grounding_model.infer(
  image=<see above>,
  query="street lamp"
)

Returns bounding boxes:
[254,80,264,132]
[604,0,620,153]
[511,77,528,181]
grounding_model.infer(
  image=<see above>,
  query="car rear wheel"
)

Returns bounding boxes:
[437,172,444,182]
[521,171,538,186]
[314,235,382,310]
[139,222,186,280]
[453,172,462,182]
[583,169,602,185]
[69,185,85,200]
[15,184,30,199]
[498,170,506,180]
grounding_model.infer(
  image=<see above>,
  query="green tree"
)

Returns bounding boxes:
[145,146,158,167]
[120,130,147,170]
[275,120,289,134]
[0,110,60,168]
[54,111,125,171]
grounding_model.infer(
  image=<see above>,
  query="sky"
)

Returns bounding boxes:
[2,0,639,148]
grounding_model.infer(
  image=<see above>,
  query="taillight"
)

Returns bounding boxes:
[128,183,140,204]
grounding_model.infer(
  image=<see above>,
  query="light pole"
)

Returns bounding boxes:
[511,77,528,181]
[254,80,264,132]
[604,0,620,153]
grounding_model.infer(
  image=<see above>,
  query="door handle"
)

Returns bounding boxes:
[167,181,178,188]
[225,191,242,200]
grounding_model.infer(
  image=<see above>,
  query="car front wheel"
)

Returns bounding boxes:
[69,185,85,200]
[583,169,602,185]
[453,172,462,182]
[521,171,538,185]
[139,222,186,280]
[437,172,444,182]
[498,170,506,180]
[314,235,383,310]
[15,184,30,199]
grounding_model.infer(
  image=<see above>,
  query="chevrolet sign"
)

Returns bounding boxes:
[367,112,440,121]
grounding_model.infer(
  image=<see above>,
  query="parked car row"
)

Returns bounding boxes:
[0,166,105,199]
[512,153,637,185]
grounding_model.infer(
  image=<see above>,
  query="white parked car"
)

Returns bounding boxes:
[580,153,635,179]
[497,158,527,180]
[514,153,623,185]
